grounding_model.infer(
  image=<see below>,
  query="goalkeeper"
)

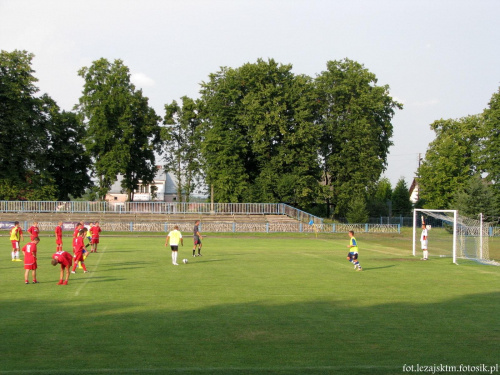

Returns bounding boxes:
[420,223,429,260]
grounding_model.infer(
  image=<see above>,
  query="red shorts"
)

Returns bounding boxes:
[60,260,72,268]
[11,240,19,250]
[74,252,85,262]
[56,237,63,245]
[91,238,99,244]
[24,262,37,270]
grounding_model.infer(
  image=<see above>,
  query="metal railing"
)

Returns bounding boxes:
[0,201,323,224]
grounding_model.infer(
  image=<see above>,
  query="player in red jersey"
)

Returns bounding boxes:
[27,221,40,241]
[22,237,39,284]
[51,250,73,285]
[55,221,63,251]
[71,229,89,274]
[90,221,102,253]
[73,222,84,240]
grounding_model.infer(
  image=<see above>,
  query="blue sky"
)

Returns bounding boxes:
[1,0,499,187]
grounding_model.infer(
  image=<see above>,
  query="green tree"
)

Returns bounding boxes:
[315,59,402,217]
[452,175,499,219]
[77,58,162,201]
[418,115,483,209]
[367,177,393,217]
[346,193,369,223]
[391,178,412,216]
[39,95,91,200]
[0,50,88,200]
[200,59,321,206]
[0,50,40,185]
[120,89,163,201]
[164,96,203,202]
[481,87,500,197]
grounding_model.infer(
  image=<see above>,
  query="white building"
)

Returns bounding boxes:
[106,166,178,203]
[409,178,419,204]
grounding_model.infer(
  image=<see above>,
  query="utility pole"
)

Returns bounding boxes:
[416,153,423,201]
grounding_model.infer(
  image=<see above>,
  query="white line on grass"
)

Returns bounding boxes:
[299,252,353,269]
[0,364,401,374]
[74,246,106,297]
[364,246,408,257]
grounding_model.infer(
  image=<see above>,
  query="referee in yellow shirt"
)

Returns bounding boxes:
[165,225,183,266]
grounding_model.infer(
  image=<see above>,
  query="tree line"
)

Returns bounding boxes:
[417,88,500,221]
[2,49,497,220]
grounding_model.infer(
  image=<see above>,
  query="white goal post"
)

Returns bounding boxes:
[413,209,496,265]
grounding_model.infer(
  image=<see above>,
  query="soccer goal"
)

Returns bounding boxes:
[412,209,497,265]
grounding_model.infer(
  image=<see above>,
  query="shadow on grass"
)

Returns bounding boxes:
[361,265,396,271]
[190,259,230,264]
[1,291,498,375]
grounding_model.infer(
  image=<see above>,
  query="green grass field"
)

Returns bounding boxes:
[1,230,499,375]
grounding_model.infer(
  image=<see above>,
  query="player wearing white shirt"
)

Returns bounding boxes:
[420,224,429,260]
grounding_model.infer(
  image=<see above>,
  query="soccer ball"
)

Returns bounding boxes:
[183,259,188,264]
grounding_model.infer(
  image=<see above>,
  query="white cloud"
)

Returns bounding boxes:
[131,72,156,88]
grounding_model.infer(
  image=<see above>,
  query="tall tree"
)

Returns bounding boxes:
[315,59,402,217]
[346,193,369,223]
[367,177,393,217]
[452,174,499,220]
[199,66,251,203]
[418,115,483,209]
[77,58,162,201]
[391,178,412,216]
[481,87,500,197]
[0,50,40,184]
[0,50,88,200]
[120,89,163,202]
[164,96,203,202]
[200,58,321,206]
[39,95,91,200]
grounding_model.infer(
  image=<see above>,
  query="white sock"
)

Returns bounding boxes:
[172,252,175,264]
[174,252,178,263]
[423,250,428,259]
[12,251,15,260]
[15,251,20,259]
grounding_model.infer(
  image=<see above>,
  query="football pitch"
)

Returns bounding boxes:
[1,230,499,375]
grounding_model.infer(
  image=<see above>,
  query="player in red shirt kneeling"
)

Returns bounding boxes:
[51,250,73,285]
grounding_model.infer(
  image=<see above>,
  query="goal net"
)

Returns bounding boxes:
[412,209,498,266]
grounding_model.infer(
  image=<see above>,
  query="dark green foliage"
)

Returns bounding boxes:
[315,59,402,216]
[200,59,321,206]
[164,96,203,202]
[452,175,499,220]
[0,50,90,200]
[418,115,483,209]
[367,177,393,216]
[481,87,500,201]
[39,96,91,200]
[346,193,369,223]
[77,58,162,201]
[0,50,40,185]
[391,178,412,216]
